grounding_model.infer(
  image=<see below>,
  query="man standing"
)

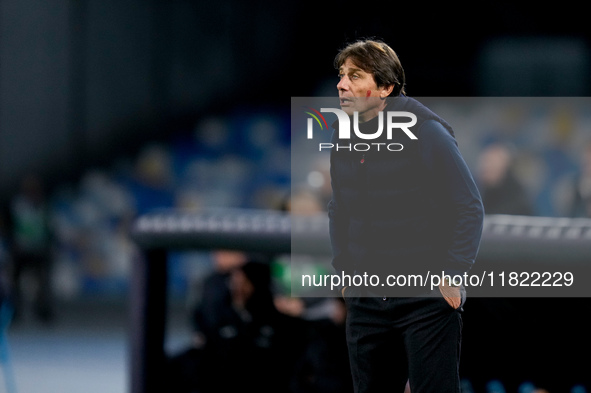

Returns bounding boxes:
[328,39,484,393]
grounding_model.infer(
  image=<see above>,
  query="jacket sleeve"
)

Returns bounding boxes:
[419,120,485,277]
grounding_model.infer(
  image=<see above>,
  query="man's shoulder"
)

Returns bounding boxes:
[391,96,455,138]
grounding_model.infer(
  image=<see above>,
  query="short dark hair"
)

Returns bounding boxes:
[334,39,406,96]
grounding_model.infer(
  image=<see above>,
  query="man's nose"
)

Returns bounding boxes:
[337,76,348,91]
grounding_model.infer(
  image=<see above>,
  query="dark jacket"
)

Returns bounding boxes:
[328,96,484,286]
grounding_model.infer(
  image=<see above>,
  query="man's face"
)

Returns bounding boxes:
[337,57,393,122]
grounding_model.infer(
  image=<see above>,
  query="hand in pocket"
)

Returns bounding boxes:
[438,282,462,309]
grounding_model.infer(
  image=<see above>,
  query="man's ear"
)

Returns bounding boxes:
[380,84,395,99]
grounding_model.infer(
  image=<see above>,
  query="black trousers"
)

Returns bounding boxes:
[344,288,464,393]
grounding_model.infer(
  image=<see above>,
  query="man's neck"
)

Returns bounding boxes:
[357,99,389,123]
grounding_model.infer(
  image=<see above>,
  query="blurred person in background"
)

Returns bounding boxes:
[6,174,55,323]
[191,250,248,348]
[167,249,247,392]
[328,39,484,393]
[476,142,533,216]
[168,256,305,393]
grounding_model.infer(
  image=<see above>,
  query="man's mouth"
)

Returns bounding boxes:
[340,97,354,105]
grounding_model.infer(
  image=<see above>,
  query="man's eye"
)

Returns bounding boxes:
[338,73,344,79]
[351,74,359,79]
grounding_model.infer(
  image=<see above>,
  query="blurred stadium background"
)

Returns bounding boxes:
[0,1,590,393]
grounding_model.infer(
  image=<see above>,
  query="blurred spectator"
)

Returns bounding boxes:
[461,379,476,393]
[477,143,533,215]
[125,144,175,215]
[7,174,55,322]
[535,107,578,216]
[486,379,508,393]
[166,250,248,393]
[568,141,591,217]
[168,257,305,393]
[191,250,248,347]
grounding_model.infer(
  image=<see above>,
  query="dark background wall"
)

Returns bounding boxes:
[0,0,296,200]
